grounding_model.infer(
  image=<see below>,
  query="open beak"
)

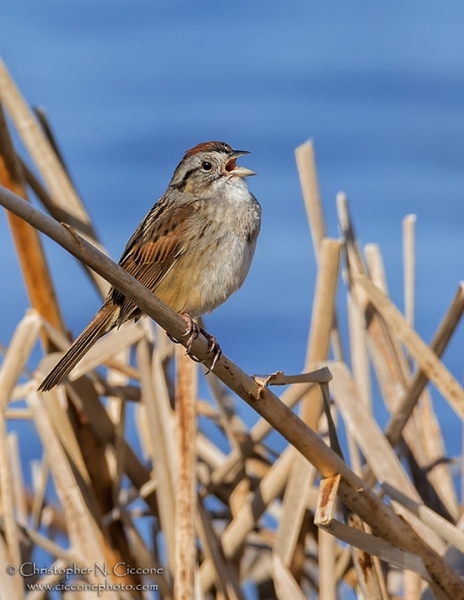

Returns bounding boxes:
[224,150,256,177]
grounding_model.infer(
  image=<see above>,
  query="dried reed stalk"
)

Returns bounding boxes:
[0,74,463,600]
[174,349,198,600]
[1,177,464,597]
[403,214,417,330]
[355,272,464,415]
[384,282,464,446]
[0,59,109,296]
[276,238,341,577]
[0,103,65,347]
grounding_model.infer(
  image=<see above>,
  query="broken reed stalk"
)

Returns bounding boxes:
[1,186,464,597]
[403,213,416,330]
[296,139,344,361]
[295,140,325,256]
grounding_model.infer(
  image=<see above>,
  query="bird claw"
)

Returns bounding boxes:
[182,314,201,352]
[186,351,203,363]
[203,334,222,374]
[167,314,199,349]
[166,314,222,372]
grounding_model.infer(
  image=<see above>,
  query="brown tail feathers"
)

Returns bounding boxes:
[38,304,117,392]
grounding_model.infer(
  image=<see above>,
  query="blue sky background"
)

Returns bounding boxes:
[1,0,463,483]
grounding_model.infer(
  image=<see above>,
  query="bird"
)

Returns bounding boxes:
[39,141,261,391]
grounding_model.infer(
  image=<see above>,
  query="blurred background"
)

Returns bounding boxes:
[1,2,463,449]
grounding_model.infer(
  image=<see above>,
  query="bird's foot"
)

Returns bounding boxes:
[166,314,221,372]
[167,314,199,348]
[181,313,201,352]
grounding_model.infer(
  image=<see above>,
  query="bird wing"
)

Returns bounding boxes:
[110,198,195,324]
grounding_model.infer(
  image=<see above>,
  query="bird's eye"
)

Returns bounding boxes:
[201,161,212,171]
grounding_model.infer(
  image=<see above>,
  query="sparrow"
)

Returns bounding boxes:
[39,141,261,391]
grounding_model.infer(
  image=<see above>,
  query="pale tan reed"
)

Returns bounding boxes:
[0,71,463,600]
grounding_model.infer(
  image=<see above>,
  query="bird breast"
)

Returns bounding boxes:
[155,180,261,317]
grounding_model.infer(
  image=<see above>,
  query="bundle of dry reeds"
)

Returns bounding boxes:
[0,59,463,600]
